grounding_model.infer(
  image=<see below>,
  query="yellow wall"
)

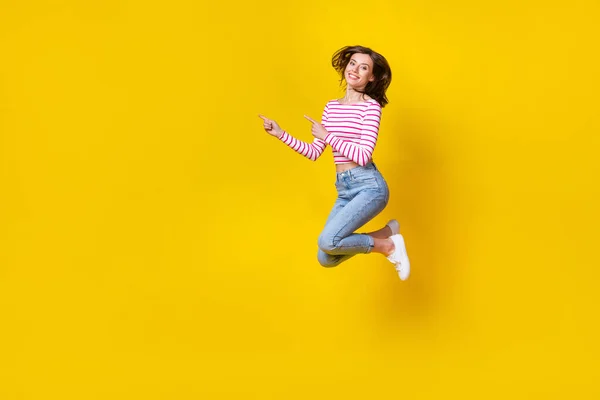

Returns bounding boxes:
[1,0,599,398]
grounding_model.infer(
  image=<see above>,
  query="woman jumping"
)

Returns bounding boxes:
[259,45,410,280]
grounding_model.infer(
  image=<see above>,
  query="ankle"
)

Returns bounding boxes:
[374,237,395,256]
[385,238,395,256]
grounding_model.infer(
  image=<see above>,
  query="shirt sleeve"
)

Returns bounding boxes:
[277,103,329,161]
[323,101,381,166]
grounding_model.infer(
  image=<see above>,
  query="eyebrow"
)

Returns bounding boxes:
[349,58,371,67]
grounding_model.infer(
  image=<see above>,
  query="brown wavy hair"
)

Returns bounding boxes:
[331,45,392,107]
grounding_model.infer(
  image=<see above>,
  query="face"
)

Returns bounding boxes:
[344,53,375,89]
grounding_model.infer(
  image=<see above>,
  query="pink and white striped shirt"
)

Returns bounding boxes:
[278,99,382,166]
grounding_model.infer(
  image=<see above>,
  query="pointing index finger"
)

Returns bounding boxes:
[304,115,317,124]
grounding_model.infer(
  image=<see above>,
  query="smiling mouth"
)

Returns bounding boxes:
[348,73,359,80]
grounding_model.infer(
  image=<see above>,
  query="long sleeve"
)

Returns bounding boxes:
[323,102,381,166]
[277,107,329,161]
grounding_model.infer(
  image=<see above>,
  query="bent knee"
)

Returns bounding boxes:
[317,250,341,268]
[317,234,339,254]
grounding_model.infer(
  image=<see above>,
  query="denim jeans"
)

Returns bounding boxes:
[317,162,390,267]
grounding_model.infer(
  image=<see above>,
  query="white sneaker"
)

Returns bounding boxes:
[386,219,400,236]
[387,234,410,280]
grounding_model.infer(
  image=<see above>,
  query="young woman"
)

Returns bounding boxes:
[259,45,410,280]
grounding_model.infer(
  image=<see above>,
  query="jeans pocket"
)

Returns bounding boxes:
[354,176,379,189]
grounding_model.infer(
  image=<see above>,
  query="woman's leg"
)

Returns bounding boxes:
[317,196,350,267]
[318,231,395,267]
[364,224,393,239]
[317,188,388,264]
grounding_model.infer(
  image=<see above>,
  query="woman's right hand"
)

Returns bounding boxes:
[259,115,284,138]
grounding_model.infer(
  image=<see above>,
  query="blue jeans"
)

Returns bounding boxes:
[317,162,390,267]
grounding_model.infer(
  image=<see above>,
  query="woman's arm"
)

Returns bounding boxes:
[278,132,327,161]
[259,107,329,162]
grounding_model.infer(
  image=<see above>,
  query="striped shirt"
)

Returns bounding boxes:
[278,99,382,166]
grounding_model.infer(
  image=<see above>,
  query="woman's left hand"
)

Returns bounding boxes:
[304,115,328,140]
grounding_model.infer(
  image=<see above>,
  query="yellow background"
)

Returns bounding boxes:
[1,0,599,398]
